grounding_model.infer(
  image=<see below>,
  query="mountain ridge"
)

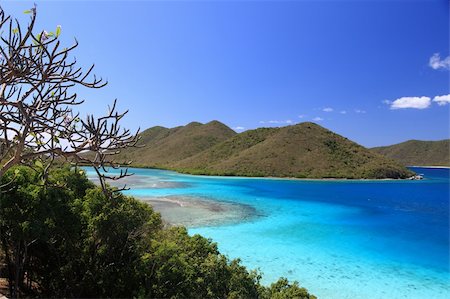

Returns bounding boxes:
[168,122,413,179]
[119,121,414,179]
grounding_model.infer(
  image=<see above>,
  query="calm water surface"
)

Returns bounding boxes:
[86,167,450,299]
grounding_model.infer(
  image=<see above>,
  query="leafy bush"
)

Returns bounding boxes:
[261,278,317,299]
[0,166,315,298]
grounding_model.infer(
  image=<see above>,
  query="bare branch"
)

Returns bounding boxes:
[0,5,138,196]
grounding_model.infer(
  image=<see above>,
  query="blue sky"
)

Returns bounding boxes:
[2,0,449,147]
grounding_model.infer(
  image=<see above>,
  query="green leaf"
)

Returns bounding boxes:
[21,221,30,231]
[12,28,18,34]
[14,169,20,176]
[35,160,43,169]
[24,10,32,14]
[56,25,61,37]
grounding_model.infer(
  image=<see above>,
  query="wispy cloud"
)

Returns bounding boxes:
[322,107,333,112]
[433,94,450,106]
[259,120,293,125]
[233,126,245,131]
[339,110,347,114]
[312,117,323,122]
[298,114,306,119]
[354,109,366,114]
[429,53,450,70]
[390,96,431,110]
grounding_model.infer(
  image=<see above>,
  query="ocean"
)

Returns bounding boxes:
[86,166,450,299]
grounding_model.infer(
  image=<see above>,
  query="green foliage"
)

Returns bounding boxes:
[0,165,316,298]
[261,277,317,299]
[72,188,162,297]
[0,166,91,297]
[55,25,61,37]
[140,227,261,299]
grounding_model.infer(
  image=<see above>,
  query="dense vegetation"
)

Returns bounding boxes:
[0,166,315,298]
[371,139,450,167]
[121,121,414,179]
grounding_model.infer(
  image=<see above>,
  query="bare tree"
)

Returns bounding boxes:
[0,5,139,194]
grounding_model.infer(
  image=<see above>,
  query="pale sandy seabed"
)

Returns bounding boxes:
[89,175,189,189]
[89,174,258,227]
[140,195,258,228]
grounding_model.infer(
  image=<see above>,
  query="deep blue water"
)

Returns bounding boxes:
[86,167,450,299]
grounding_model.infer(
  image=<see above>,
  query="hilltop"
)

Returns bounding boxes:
[371,139,450,167]
[117,120,237,167]
[120,121,413,179]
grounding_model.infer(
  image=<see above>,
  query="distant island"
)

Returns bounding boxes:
[116,121,414,179]
[371,139,450,167]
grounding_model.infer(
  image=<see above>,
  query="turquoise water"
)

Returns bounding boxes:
[86,167,450,299]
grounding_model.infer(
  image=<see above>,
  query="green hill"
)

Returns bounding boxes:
[117,120,237,167]
[371,139,450,167]
[168,122,413,179]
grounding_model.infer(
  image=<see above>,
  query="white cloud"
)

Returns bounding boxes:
[233,126,245,131]
[382,100,391,105]
[429,53,450,70]
[433,94,450,106]
[390,96,431,110]
[323,107,333,112]
[260,120,293,124]
[312,117,323,122]
[339,110,347,114]
[298,114,306,118]
[354,109,366,114]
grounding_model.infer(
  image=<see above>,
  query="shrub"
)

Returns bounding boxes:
[0,166,315,298]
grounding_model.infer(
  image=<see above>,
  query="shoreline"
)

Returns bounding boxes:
[118,165,420,182]
[408,165,450,169]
